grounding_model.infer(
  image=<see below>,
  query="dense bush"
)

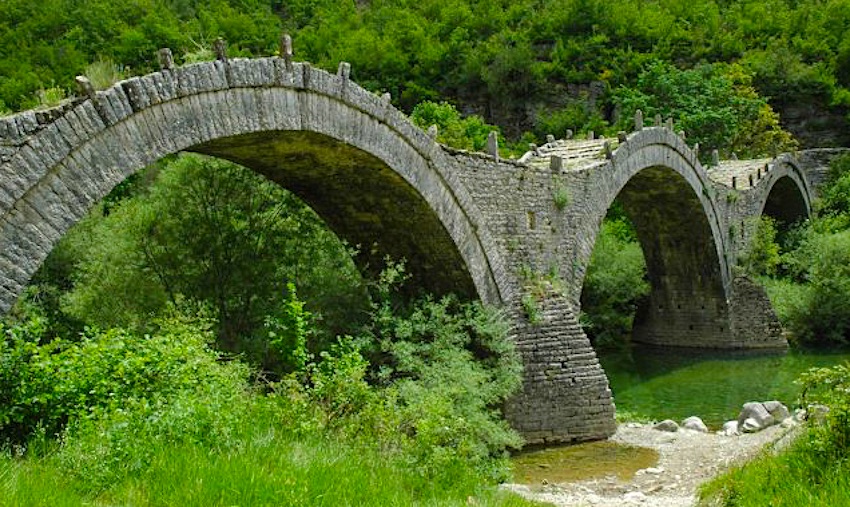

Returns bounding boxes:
[360,288,524,479]
[0,310,248,448]
[780,229,850,345]
[580,217,650,348]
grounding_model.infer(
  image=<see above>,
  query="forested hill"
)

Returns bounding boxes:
[2,0,849,147]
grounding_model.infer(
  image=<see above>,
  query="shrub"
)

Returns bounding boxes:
[765,219,850,346]
[354,266,524,479]
[739,216,781,277]
[552,177,570,210]
[580,218,650,348]
[0,311,241,447]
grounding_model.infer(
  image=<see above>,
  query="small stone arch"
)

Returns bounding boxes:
[758,157,812,231]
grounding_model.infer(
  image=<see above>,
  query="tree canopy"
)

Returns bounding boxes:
[2,0,848,149]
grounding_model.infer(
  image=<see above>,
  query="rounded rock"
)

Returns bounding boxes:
[653,419,679,432]
[682,416,708,433]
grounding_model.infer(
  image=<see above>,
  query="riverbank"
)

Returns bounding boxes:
[504,422,797,507]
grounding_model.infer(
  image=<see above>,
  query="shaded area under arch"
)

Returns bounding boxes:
[613,166,730,347]
[761,175,810,231]
[192,130,478,299]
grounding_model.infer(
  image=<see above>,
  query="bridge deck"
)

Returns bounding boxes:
[521,138,616,171]
[707,159,772,188]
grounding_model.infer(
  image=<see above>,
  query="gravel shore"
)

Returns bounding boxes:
[503,422,796,507]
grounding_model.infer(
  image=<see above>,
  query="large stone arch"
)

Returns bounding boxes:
[0,59,507,313]
[573,128,735,347]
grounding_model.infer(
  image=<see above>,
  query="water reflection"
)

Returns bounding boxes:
[598,344,850,428]
[511,441,658,487]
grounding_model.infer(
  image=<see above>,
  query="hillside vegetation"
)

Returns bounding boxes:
[2,0,849,146]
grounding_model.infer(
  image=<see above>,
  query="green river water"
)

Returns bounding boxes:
[599,344,850,428]
[511,345,850,485]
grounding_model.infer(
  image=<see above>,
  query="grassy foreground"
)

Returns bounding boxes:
[0,425,538,506]
[699,430,850,507]
[0,293,541,506]
[700,444,850,507]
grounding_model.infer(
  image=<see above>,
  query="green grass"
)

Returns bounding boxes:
[700,428,850,506]
[0,423,541,507]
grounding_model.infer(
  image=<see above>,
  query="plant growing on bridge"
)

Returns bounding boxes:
[84,59,125,90]
[35,86,66,108]
[521,293,542,325]
[552,176,570,210]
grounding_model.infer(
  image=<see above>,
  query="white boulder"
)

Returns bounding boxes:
[720,420,739,436]
[682,416,708,433]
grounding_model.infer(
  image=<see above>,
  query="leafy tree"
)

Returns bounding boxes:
[580,217,650,348]
[739,216,781,277]
[819,153,850,218]
[59,154,365,361]
[410,100,499,151]
[614,61,797,159]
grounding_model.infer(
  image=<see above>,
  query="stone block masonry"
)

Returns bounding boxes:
[0,53,825,445]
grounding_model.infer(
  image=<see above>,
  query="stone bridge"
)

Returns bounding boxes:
[0,52,827,445]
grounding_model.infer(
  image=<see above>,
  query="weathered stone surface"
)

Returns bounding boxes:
[0,57,831,446]
[763,400,790,421]
[741,417,762,433]
[504,291,615,445]
[654,420,680,432]
[682,416,708,433]
[721,420,739,436]
[737,402,784,432]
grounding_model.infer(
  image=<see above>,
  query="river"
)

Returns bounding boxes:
[510,345,850,488]
[598,344,850,428]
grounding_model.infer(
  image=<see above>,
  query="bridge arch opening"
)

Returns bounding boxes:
[14,135,488,375]
[0,73,503,317]
[761,175,810,236]
[580,165,730,348]
[190,130,479,301]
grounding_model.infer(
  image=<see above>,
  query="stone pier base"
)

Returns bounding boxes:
[505,293,616,446]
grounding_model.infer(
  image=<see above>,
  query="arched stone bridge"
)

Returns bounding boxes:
[0,54,826,445]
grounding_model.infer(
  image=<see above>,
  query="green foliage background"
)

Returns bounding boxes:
[2,0,847,150]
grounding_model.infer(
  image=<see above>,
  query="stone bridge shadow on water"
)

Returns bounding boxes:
[0,50,835,446]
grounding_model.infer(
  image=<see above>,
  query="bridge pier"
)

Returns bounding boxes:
[630,277,786,349]
[504,291,616,445]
